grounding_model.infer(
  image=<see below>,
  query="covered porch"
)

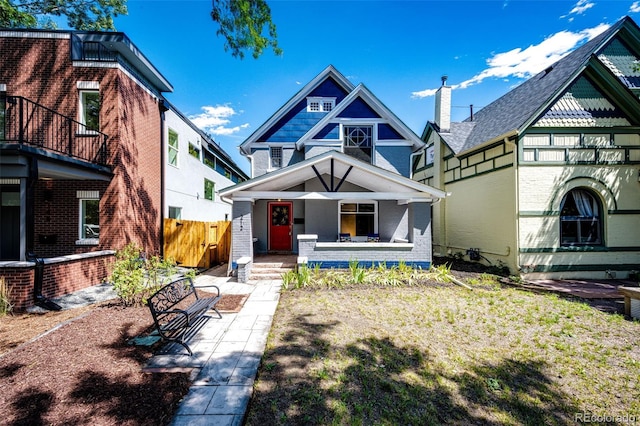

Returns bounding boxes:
[220,151,447,282]
[0,93,114,310]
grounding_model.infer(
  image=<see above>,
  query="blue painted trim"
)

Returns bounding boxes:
[306,260,431,270]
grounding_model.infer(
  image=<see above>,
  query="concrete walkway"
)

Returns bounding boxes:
[140,268,282,426]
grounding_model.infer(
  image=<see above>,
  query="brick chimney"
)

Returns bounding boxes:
[434,76,451,132]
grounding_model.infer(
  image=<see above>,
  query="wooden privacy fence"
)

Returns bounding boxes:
[163,219,231,269]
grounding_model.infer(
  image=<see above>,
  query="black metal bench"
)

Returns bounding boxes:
[147,277,222,356]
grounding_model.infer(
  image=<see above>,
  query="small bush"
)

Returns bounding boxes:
[0,277,13,316]
[108,243,178,306]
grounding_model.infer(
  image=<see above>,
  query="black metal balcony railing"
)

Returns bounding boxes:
[1,96,109,166]
[81,41,118,62]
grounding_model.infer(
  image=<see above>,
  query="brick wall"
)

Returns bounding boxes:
[1,32,163,256]
[1,32,163,299]
[1,251,115,311]
[33,180,110,257]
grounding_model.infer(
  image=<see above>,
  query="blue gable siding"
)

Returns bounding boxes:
[259,77,349,143]
[313,123,339,139]
[338,97,381,119]
[378,123,404,140]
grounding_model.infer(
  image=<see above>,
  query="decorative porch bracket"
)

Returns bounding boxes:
[311,158,353,192]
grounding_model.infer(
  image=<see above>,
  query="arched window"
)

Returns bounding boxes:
[560,188,602,246]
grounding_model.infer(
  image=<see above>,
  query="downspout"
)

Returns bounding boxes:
[409,150,423,180]
[26,159,61,310]
[159,100,168,256]
[505,136,520,272]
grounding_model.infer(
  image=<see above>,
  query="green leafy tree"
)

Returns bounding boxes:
[1,0,280,57]
[211,0,282,59]
[0,0,127,30]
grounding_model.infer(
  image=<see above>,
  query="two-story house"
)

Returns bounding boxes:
[413,16,640,280]
[163,101,248,223]
[220,66,446,281]
[0,29,246,310]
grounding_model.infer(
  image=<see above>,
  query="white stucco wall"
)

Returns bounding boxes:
[164,109,235,222]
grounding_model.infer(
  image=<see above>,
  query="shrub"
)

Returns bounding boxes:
[282,264,313,290]
[108,243,178,306]
[0,277,13,316]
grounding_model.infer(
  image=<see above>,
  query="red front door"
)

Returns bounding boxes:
[268,201,292,252]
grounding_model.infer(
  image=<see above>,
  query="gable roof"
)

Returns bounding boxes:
[219,150,447,203]
[296,84,424,151]
[239,65,355,155]
[436,16,640,155]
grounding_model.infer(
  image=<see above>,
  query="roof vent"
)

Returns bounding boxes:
[441,75,448,86]
[542,65,553,77]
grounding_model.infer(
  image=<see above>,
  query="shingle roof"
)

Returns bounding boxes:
[446,16,635,155]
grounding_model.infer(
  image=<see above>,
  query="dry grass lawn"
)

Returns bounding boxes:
[245,274,639,425]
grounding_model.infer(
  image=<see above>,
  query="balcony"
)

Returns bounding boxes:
[1,95,110,167]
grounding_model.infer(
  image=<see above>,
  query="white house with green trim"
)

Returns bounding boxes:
[413,16,640,280]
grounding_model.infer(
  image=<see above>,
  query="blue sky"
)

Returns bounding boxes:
[110,0,640,173]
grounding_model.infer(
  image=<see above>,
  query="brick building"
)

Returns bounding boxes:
[0,29,245,309]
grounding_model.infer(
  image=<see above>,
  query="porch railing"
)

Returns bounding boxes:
[1,95,109,166]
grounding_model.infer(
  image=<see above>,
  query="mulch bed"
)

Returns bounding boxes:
[0,303,191,426]
[215,293,249,313]
[0,291,251,425]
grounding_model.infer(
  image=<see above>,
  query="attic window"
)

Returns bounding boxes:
[307,97,335,112]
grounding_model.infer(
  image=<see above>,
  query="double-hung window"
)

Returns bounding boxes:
[270,146,282,169]
[339,201,377,239]
[168,129,179,167]
[344,125,373,163]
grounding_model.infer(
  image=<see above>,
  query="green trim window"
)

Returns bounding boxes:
[168,129,179,167]
[560,189,602,246]
[79,90,100,131]
[204,178,214,201]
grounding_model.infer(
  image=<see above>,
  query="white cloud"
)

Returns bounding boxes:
[411,23,610,98]
[630,1,640,13]
[561,0,595,18]
[188,105,249,136]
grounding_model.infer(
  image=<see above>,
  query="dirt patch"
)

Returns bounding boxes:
[216,293,249,313]
[0,302,190,425]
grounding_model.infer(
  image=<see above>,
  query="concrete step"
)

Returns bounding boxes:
[250,263,295,280]
[252,262,296,269]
